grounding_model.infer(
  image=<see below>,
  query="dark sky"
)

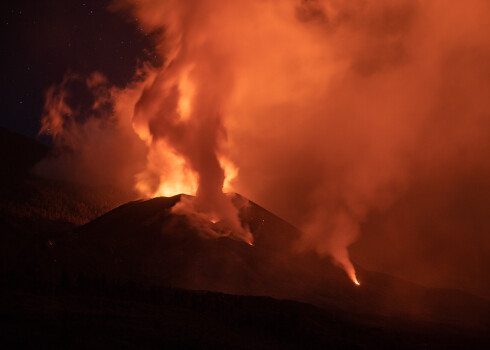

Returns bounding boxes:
[0,0,156,138]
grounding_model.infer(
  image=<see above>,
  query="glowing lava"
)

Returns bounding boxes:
[340,257,360,286]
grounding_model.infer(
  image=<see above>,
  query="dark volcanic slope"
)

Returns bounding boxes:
[52,195,490,332]
[56,195,318,298]
[1,128,489,348]
[0,128,131,229]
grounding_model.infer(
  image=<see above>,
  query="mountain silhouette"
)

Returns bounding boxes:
[52,194,490,330]
[1,128,489,348]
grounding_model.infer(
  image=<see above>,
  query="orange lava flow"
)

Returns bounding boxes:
[343,260,361,286]
[349,271,361,286]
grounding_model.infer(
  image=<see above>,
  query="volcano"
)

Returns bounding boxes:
[1,129,489,348]
[51,194,490,326]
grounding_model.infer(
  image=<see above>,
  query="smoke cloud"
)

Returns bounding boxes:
[39,0,490,289]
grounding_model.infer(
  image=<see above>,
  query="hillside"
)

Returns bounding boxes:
[1,128,489,348]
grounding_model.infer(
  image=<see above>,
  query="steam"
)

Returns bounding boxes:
[37,71,148,191]
[39,0,490,284]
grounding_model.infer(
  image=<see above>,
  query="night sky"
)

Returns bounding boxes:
[0,0,157,138]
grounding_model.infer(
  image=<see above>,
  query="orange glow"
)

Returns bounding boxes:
[38,0,490,289]
[345,261,360,286]
[177,66,196,121]
[346,264,361,286]
[353,276,361,286]
[219,156,239,194]
[132,141,239,198]
[134,139,198,198]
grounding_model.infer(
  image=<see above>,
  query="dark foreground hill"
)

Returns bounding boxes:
[1,128,489,348]
[2,194,488,348]
[52,195,490,328]
[4,281,488,350]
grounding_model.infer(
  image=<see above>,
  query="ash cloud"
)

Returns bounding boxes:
[37,71,148,192]
[39,0,490,292]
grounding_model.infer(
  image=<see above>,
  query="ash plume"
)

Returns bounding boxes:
[39,0,490,286]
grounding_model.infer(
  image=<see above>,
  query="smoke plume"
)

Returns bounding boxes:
[39,0,490,286]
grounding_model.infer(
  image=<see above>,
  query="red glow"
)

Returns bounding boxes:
[38,0,490,289]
